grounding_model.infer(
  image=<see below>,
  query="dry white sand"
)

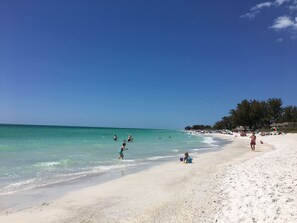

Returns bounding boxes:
[215,133,297,223]
[0,133,296,223]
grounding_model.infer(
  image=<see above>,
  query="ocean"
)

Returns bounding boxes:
[0,124,220,207]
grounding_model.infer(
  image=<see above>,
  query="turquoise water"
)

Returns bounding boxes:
[0,124,218,195]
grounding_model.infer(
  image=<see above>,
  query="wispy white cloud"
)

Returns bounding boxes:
[242,0,297,40]
[289,0,297,11]
[241,0,291,19]
[240,11,260,19]
[251,2,273,11]
[270,16,295,29]
[275,0,287,5]
[277,37,284,42]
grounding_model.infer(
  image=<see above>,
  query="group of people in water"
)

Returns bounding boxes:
[114,134,193,164]
[113,134,133,142]
[113,134,133,159]
[115,131,259,163]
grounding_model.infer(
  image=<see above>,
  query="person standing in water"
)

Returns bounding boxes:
[118,142,127,159]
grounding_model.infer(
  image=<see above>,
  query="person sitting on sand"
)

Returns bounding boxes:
[183,152,193,163]
[250,132,256,151]
[118,143,127,159]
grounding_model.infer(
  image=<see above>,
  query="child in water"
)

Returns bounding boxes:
[118,142,127,159]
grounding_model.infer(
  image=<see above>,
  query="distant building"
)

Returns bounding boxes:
[270,122,297,129]
[234,126,252,132]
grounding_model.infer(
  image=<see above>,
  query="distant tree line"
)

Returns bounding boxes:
[185,125,212,131]
[213,98,297,130]
[185,98,297,131]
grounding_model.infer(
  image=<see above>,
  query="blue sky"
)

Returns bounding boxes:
[1,0,297,129]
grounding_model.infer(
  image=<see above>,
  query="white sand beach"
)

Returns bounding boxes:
[215,133,297,223]
[1,133,296,223]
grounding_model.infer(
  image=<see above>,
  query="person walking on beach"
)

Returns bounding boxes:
[118,142,127,159]
[250,132,256,151]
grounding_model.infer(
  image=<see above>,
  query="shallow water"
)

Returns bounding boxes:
[0,125,219,199]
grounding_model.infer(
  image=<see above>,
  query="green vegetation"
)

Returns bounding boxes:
[186,98,297,132]
[185,125,212,131]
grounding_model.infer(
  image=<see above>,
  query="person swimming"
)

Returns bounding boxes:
[113,134,118,141]
[127,134,133,142]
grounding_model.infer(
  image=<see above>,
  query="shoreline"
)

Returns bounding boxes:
[0,127,212,202]
[0,134,224,212]
[1,133,295,222]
